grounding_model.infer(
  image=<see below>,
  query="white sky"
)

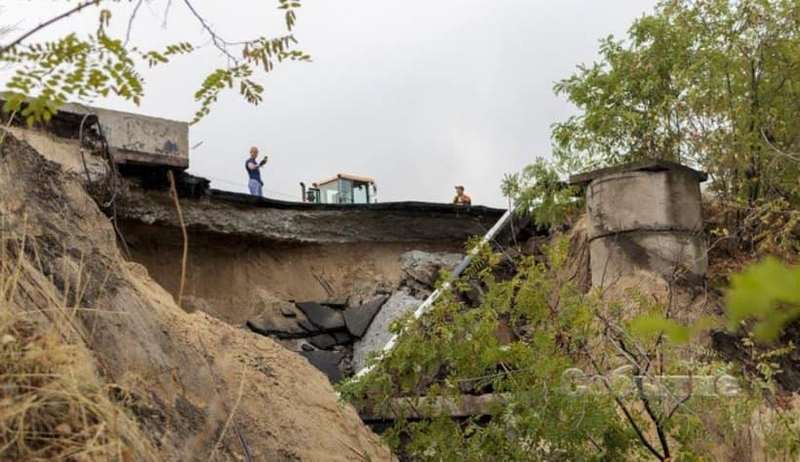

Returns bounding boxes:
[1,0,658,206]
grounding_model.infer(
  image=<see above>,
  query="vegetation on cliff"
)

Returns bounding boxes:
[343,0,800,459]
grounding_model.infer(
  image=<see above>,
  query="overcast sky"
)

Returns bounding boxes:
[1,0,658,207]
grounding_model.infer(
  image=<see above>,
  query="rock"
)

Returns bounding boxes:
[296,318,317,333]
[403,278,434,299]
[343,296,389,338]
[246,311,309,339]
[321,296,349,309]
[401,251,463,288]
[353,289,423,370]
[245,294,309,338]
[332,331,353,345]
[280,305,297,318]
[308,331,355,349]
[300,350,344,383]
[296,302,346,331]
[300,343,314,352]
[308,334,337,350]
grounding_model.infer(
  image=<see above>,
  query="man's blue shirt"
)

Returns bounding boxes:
[246,158,262,184]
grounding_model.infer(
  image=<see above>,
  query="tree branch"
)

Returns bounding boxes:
[182,0,239,63]
[586,351,665,461]
[123,0,145,47]
[635,374,671,460]
[761,128,800,163]
[0,0,101,55]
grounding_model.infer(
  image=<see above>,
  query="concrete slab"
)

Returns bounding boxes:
[296,302,346,331]
[353,289,423,370]
[59,103,189,168]
[344,296,389,338]
[300,350,344,383]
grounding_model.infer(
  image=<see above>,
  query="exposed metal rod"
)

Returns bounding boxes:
[353,206,515,379]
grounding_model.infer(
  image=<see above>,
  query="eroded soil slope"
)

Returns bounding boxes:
[0,132,391,461]
[121,221,459,325]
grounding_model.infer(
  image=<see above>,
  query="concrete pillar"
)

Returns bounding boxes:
[569,161,708,288]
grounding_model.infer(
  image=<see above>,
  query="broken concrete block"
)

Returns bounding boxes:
[296,302,346,331]
[343,295,389,338]
[300,350,344,383]
[308,334,338,350]
[296,318,317,333]
[353,289,423,371]
[401,251,463,287]
[332,331,353,345]
[308,331,354,350]
[246,310,309,339]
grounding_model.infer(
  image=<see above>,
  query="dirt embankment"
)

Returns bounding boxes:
[0,131,392,461]
[121,220,460,325]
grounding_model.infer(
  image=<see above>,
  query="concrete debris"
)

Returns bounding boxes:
[300,350,345,383]
[353,289,425,371]
[400,250,463,287]
[296,318,317,333]
[321,297,349,308]
[280,305,297,318]
[344,296,389,338]
[296,302,347,331]
[307,334,339,350]
[246,317,308,339]
[243,250,464,381]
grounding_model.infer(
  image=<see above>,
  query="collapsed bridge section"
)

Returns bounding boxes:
[4,101,508,385]
[115,172,506,383]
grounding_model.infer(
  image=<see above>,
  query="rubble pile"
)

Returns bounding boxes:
[246,251,463,382]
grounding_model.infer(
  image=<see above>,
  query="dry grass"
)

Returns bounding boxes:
[0,229,157,461]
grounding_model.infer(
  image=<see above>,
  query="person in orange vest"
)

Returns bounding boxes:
[453,185,472,206]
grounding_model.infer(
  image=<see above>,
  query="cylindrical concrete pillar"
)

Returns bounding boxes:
[572,162,707,288]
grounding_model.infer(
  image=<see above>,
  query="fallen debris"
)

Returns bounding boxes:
[344,295,389,338]
[296,301,347,331]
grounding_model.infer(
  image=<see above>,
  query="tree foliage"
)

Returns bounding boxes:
[553,0,800,209]
[0,0,310,124]
[340,240,800,460]
[501,158,579,228]
[726,257,800,342]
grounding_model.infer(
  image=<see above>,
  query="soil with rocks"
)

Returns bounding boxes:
[0,131,392,461]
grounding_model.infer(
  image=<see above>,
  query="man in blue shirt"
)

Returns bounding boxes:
[245,146,268,196]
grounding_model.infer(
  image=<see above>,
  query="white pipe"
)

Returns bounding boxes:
[353,207,515,380]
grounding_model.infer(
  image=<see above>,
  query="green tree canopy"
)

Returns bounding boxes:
[554,0,800,206]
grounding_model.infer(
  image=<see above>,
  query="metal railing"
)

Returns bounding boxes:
[353,206,515,379]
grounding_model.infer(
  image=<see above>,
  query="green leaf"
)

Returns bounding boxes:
[630,315,691,344]
[726,257,800,342]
